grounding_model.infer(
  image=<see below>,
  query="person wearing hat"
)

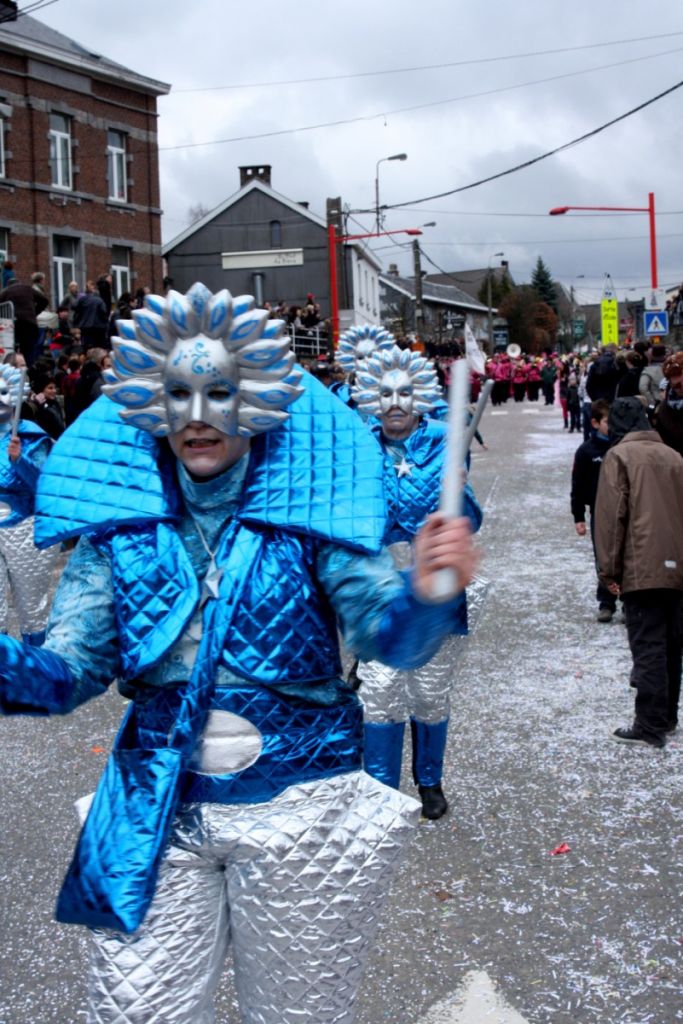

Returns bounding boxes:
[653,351,683,457]
[595,396,683,748]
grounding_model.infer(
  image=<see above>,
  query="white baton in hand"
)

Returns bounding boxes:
[431,358,469,603]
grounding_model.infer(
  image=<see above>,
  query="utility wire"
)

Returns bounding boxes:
[0,0,60,23]
[374,232,683,248]
[171,30,683,93]
[159,47,683,152]
[363,77,683,213]
[395,206,683,219]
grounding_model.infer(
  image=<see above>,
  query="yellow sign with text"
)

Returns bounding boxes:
[601,299,618,345]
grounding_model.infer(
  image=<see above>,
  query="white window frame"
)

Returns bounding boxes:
[0,117,5,179]
[53,236,78,304]
[111,247,131,299]
[0,227,9,264]
[107,129,127,202]
[49,113,72,190]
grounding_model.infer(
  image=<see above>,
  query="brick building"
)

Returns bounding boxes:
[0,1,170,308]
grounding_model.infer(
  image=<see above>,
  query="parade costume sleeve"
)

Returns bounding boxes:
[317,542,464,670]
[0,536,118,715]
[570,443,591,522]
[594,451,628,585]
[12,427,51,491]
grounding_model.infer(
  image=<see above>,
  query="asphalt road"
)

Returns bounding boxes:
[1,398,681,1023]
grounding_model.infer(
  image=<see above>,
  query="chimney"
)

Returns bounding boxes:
[0,1,18,19]
[388,263,400,277]
[239,165,272,188]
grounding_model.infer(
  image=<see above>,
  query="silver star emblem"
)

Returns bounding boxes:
[200,558,223,606]
[396,456,413,478]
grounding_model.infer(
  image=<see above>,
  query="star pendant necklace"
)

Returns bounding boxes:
[396,455,413,478]
[192,517,223,605]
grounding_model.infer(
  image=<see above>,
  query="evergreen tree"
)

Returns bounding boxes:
[477,269,512,308]
[531,256,558,312]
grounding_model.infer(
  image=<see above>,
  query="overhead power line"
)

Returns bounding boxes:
[0,0,60,23]
[159,47,683,152]
[361,78,683,212]
[170,30,683,93]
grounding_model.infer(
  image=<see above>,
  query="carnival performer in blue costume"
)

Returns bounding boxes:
[0,364,56,646]
[333,323,396,406]
[0,285,479,1024]
[353,346,482,820]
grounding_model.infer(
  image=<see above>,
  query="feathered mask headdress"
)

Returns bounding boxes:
[352,344,441,415]
[103,283,303,437]
[336,324,396,375]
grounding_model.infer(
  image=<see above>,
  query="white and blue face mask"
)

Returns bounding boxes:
[164,335,240,435]
[378,368,415,417]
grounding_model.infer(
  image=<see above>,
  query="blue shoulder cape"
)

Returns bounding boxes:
[35,371,387,555]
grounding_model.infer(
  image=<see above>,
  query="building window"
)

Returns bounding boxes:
[0,117,5,179]
[111,246,131,299]
[0,228,8,264]
[270,220,282,248]
[107,129,127,202]
[53,236,78,304]
[49,113,72,190]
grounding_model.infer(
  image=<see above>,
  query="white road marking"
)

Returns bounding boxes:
[522,409,539,414]
[416,971,531,1024]
[490,411,509,416]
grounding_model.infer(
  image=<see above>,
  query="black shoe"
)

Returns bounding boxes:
[666,721,678,735]
[611,725,665,749]
[597,607,614,623]
[418,784,448,820]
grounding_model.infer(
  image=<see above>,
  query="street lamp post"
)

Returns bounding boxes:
[374,153,407,234]
[487,251,504,355]
[549,193,658,289]
[327,224,422,346]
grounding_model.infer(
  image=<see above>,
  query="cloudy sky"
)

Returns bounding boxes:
[35,0,683,302]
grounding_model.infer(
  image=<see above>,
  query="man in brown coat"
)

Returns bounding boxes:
[595,397,683,748]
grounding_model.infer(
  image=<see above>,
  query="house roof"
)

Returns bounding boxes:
[163,178,329,255]
[380,273,490,313]
[424,266,512,302]
[0,13,170,95]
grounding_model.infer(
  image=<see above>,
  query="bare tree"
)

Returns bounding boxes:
[187,203,211,225]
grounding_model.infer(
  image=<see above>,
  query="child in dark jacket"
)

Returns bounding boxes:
[570,399,616,621]
[567,372,581,432]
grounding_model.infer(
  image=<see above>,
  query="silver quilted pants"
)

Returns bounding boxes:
[87,770,420,1024]
[359,574,490,725]
[0,517,57,636]
[358,631,458,725]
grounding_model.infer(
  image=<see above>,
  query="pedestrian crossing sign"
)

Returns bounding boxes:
[644,310,669,336]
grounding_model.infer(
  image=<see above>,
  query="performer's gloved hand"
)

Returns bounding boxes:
[412,513,480,603]
[0,635,75,715]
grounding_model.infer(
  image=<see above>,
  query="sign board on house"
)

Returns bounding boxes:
[221,249,304,271]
